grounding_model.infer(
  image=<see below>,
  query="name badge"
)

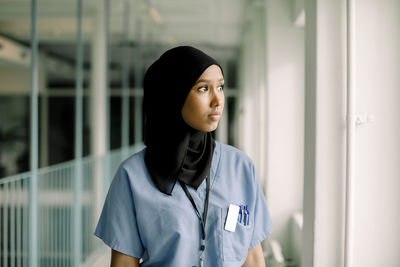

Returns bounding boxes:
[224,204,240,232]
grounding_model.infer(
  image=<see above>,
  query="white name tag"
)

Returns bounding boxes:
[224,204,240,232]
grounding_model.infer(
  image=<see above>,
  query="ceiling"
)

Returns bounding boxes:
[0,0,249,87]
[0,0,247,58]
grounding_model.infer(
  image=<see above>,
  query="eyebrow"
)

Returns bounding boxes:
[195,78,225,85]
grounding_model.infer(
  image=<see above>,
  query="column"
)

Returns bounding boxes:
[90,1,107,219]
[302,0,346,266]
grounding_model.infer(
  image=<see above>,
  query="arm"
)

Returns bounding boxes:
[110,249,140,267]
[242,243,266,267]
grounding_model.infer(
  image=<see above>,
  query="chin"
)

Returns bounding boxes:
[204,124,218,132]
[192,122,219,132]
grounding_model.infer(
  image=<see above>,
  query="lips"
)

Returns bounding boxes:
[208,112,221,120]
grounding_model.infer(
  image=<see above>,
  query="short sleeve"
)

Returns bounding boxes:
[94,166,144,258]
[249,164,273,249]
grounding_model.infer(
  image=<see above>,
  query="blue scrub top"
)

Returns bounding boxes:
[95,142,273,267]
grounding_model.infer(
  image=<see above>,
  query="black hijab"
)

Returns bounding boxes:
[143,46,222,195]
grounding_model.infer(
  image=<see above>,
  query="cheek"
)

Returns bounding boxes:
[187,97,207,115]
[182,97,203,125]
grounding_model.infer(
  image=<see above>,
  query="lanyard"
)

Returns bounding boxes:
[180,175,210,267]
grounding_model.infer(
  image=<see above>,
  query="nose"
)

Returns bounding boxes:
[210,87,224,108]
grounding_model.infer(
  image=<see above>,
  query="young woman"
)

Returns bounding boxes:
[95,46,273,267]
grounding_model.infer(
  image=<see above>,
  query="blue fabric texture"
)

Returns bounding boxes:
[95,142,273,267]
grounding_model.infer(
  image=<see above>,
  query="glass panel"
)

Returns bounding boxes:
[36,1,78,266]
[0,0,31,179]
[39,2,79,168]
[82,1,92,158]
[109,0,126,150]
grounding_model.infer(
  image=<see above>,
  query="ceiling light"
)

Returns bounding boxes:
[149,7,162,25]
[168,36,176,46]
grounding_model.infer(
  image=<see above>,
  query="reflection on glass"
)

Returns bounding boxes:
[0,0,31,177]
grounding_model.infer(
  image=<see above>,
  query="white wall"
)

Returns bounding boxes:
[302,0,400,266]
[238,0,304,261]
[353,0,400,266]
[237,0,400,265]
[265,0,304,260]
[238,0,266,174]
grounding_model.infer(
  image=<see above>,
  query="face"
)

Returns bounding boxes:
[182,64,225,132]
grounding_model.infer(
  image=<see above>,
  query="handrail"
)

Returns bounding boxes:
[0,144,144,267]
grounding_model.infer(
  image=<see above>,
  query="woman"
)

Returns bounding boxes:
[95,46,273,267]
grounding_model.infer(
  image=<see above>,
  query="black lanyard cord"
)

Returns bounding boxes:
[180,175,210,250]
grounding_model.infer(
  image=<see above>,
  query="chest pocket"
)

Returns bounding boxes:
[221,207,252,262]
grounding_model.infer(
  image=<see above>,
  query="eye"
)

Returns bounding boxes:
[197,86,207,92]
[217,84,225,91]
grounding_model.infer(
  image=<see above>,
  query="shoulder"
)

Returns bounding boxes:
[109,148,148,187]
[113,147,161,195]
[217,141,254,166]
[119,148,146,172]
[213,142,260,199]
[215,142,256,181]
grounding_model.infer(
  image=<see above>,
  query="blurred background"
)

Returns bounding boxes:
[0,0,399,266]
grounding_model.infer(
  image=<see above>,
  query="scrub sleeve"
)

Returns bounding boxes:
[249,163,273,249]
[94,167,144,259]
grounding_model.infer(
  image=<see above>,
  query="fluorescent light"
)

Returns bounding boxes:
[149,7,162,25]
[168,36,176,45]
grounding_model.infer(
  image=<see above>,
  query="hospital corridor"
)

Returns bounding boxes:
[0,0,399,266]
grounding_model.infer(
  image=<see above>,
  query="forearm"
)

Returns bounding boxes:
[242,243,266,267]
[110,249,140,267]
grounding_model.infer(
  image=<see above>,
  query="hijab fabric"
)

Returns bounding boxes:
[143,46,222,195]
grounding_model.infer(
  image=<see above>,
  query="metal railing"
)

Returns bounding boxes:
[0,144,144,267]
